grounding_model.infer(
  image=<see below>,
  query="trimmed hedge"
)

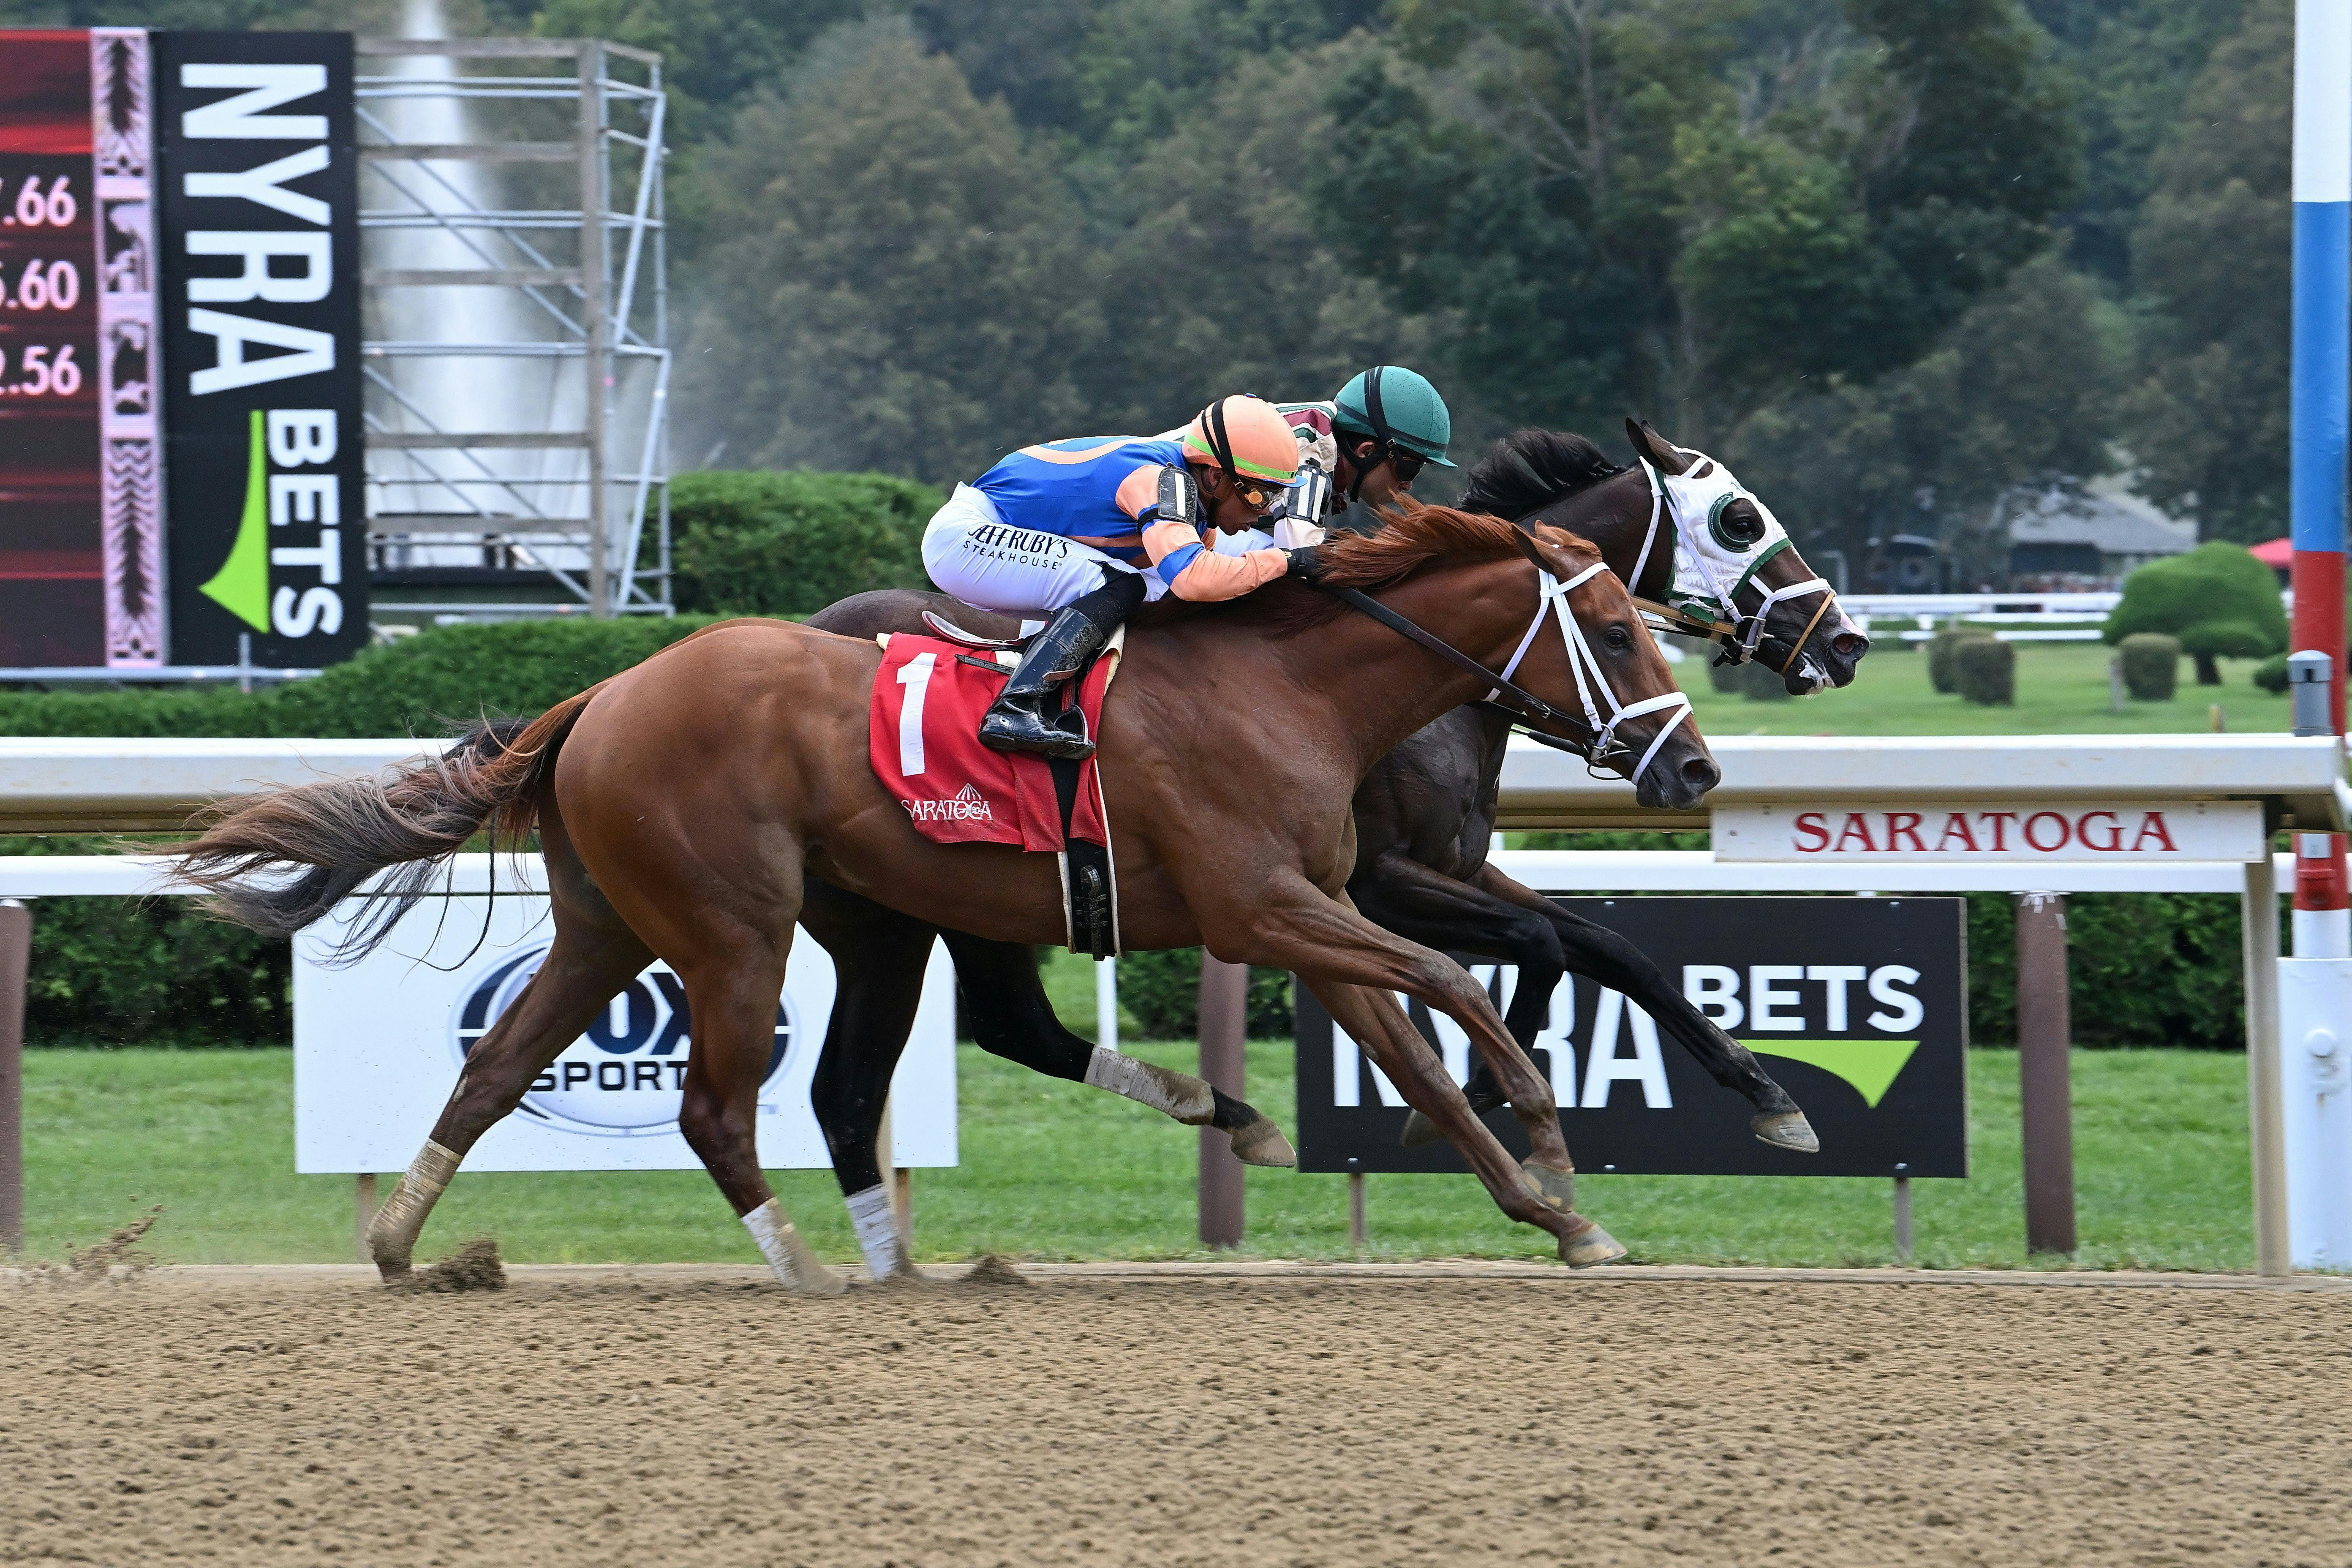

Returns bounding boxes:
[0,616,715,740]
[1954,636,2015,705]
[1702,655,1791,700]
[2,618,719,1045]
[1116,949,1294,1039]
[2117,633,2180,701]
[2104,542,2287,684]
[6,838,286,1046]
[1927,626,1988,694]
[1963,890,2252,1050]
[670,469,943,617]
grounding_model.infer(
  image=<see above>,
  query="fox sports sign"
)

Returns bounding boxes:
[449,944,796,1137]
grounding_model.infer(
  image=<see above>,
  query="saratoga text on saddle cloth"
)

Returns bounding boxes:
[1714,800,2266,862]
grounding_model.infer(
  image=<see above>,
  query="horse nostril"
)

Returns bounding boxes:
[1682,757,1721,795]
[1832,632,1870,660]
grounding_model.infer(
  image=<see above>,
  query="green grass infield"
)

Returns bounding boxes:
[1679,637,2287,737]
[20,1043,2254,1272]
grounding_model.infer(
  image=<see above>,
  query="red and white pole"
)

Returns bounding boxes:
[2278,0,2352,1272]
[2291,0,2351,957]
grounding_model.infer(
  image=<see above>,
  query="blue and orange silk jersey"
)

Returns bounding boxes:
[971,433,1289,601]
[969,435,1232,595]
[972,436,1188,577]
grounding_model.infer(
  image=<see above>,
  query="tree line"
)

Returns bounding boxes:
[0,0,2294,573]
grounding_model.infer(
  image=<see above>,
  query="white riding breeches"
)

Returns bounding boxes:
[921,485,1162,616]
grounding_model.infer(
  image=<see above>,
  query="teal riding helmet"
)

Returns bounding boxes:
[1333,365,1456,468]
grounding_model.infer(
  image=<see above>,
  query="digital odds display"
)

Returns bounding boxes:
[0,27,362,670]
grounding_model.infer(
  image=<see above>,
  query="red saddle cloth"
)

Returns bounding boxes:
[868,634,1114,853]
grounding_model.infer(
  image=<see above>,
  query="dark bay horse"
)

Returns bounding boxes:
[167,507,1717,1289]
[797,421,1867,1213]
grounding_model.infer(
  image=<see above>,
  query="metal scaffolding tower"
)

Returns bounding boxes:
[355,37,669,619]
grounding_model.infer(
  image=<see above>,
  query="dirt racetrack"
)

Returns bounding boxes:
[5,1265,2350,1568]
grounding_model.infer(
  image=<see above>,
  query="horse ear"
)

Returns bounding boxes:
[1505,519,1552,569]
[1624,417,1692,476]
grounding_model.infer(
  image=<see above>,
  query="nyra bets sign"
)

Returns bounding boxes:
[1715,800,2265,863]
[1294,897,1966,1179]
[155,33,366,667]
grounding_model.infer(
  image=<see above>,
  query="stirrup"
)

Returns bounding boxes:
[979,700,1094,760]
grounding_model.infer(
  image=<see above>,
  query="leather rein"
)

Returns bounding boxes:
[1322,556,1696,786]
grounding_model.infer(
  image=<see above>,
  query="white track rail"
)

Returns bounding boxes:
[3,733,2340,836]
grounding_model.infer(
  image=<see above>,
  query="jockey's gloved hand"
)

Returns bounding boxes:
[1285,546,1326,585]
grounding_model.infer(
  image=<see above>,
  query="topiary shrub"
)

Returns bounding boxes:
[1736,658,1792,701]
[2253,653,2290,694]
[1115,949,1293,1039]
[1954,636,2014,705]
[1928,626,1990,694]
[670,469,944,616]
[2116,633,2181,701]
[2104,542,2287,685]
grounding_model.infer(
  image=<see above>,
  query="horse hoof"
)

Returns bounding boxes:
[1399,1110,1442,1148]
[783,1264,848,1299]
[1230,1117,1297,1168]
[1520,1159,1576,1212]
[1752,1110,1821,1153]
[1556,1217,1627,1269]
[775,1232,848,1298]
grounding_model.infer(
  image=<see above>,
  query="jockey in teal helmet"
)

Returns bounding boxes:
[1161,365,1456,557]
[1273,365,1456,540]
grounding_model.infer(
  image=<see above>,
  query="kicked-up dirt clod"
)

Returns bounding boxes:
[389,1237,507,1295]
[2,1273,2347,1567]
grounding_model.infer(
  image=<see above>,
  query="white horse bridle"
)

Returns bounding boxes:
[1489,559,1696,788]
[1626,452,1836,678]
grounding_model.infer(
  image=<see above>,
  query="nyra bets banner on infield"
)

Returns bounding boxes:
[155,33,366,667]
[1295,897,1966,1178]
[292,895,957,1174]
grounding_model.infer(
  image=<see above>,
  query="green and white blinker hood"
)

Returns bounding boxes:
[1626,449,1833,679]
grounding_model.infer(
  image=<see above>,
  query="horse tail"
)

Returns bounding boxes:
[162,686,602,961]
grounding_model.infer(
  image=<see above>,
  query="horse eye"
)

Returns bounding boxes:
[1719,504,1764,547]
[1604,624,1633,651]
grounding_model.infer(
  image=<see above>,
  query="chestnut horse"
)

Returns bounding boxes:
[791,422,1856,1235]
[166,506,1718,1290]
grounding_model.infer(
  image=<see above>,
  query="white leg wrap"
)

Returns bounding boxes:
[368,1138,460,1264]
[844,1183,910,1282]
[1083,1046,1215,1124]
[741,1198,840,1295]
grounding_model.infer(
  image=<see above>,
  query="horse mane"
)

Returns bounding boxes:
[1458,428,1626,522]
[1137,500,1596,638]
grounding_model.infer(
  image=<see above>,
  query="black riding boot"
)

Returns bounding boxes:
[977,574,1143,760]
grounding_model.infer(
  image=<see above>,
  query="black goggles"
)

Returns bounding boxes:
[1345,436,1427,485]
[1227,472,1288,510]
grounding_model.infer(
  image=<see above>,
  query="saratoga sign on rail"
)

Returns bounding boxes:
[1713,800,2266,863]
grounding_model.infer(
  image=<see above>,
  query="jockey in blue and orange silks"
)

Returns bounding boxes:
[921,394,1304,759]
